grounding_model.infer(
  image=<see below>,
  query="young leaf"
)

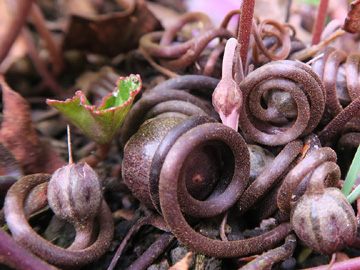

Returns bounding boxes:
[342,144,360,203]
[47,74,142,144]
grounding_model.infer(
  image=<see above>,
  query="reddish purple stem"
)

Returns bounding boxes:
[305,256,360,270]
[0,0,34,64]
[0,229,58,270]
[311,0,329,45]
[237,0,255,73]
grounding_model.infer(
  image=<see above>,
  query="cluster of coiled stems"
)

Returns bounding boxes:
[139,9,296,78]
[119,28,360,266]
[2,4,360,270]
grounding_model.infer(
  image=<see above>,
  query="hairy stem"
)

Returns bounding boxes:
[237,0,255,73]
[0,228,58,270]
[311,0,329,45]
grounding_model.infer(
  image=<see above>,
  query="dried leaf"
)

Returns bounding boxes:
[62,1,163,56]
[146,2,181,30]
[343,0,360,34]
[0,141,23,176]
[169,252,193,270]
[0,76,66,174]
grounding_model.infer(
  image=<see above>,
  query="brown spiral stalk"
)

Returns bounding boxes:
[139,11,233,76]
[277,147,339,214]
[4,174,114,268]
[157,118,292,257]
[237,140,303,215]
[239,60,325,146]
[120,75,219,146]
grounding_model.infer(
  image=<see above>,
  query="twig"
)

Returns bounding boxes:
[0,228,58,270]
[0,0,34,65]
[108,215,169,270]
[20,28,62,94]
[127,233,175,270]
[30,3,63,75]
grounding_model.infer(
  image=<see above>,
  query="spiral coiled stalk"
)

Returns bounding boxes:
[239,60,325,146]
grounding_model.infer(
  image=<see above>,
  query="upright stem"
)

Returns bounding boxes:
[80,142,112,167]
[0,0,34,65]
[30,3,64,75]
[311,0,329,45]
[237,0,255,73]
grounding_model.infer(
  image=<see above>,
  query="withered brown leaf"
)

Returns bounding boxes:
[343,0,360,34]
[62,1,163,56]
[0,76,66,174]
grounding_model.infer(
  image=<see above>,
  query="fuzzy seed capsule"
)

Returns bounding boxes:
[47,162,102,225]
[291,187,357,254]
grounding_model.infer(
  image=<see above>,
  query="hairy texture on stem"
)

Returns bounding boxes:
[0,228,58,270]
[147,116,218,213]
[123,116,248,217]
[277,147,338,214]
[4,174,114,268]
[239,60,324,146]
[121,75,218,146]
[156,120,292,257]
[251,20,291,63]
[154,120,250,218]
[237,140,303,215]
[238,0,255,73]
[318,96,360,144]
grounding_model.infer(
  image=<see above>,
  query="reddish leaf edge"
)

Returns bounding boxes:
[46,74,142,115]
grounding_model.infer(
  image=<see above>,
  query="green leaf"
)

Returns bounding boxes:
[343,144,360,203]
[46,74,141,144]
